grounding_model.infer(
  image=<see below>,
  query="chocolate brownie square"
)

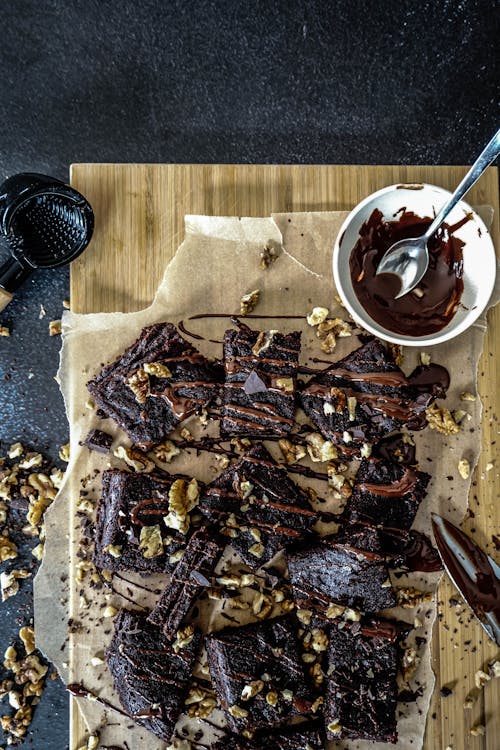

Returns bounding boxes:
[300,339,448,456]
[87,322,222,448]
[147,527,225,638]
[325,617,403,742]
[107,608,200,741]
[93,468,201,575]
[221,323,301,437]
[287,536,397,613]
[212,723,324,749]
[199,444,316,568]
[206,615,315,734]
[341,458,430,554]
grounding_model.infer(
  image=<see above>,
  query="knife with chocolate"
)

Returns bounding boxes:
[431,514,500,645]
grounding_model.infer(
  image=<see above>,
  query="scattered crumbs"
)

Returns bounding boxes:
[240,289,260,316]
[49,319,62,336]
[0,325,10,337]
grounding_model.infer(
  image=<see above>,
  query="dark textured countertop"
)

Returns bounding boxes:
[0,1,498,748]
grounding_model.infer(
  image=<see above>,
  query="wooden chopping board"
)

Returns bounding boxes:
[69,164,500,750]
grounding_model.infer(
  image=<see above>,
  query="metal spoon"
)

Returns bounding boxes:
[376,127,500,299]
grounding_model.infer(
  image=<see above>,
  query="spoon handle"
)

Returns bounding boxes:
[425,126,500,239]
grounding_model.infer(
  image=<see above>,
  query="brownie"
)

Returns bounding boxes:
[87,322,222,448]
[300,339,448,456]
[206,615,315,734]
[324,617,403,743]
[79,428,113,453]
[212,723,324,749]
[107,608,200,741]
[340,456,429,542]
[93,468,201,574]
[199,444,316,568]
[287,536,397,613]
[221,323,301,437]
[147,527,225,638]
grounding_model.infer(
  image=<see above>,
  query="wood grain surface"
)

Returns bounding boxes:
[69,163,499,750]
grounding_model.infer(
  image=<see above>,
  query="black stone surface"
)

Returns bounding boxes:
[0,1,497,748]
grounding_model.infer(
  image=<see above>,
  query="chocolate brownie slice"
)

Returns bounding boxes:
[212,722,324,749]
[87,322,222,448]
[341,458,430,554]
[287,536,397,613]
[93,469,201,574]
[300,339,449,456]
[206,615,315,734]
[325,617,404,743]
[107,608,200,741]
[199,444,316,568]
[221,323,301,437]
[147,527,225,638]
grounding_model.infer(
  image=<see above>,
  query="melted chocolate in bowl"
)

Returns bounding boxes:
[349,208,469,336]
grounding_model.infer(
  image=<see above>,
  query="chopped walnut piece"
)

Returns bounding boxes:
[0,534,18,562]
[305,432,338,462]
[311,628,328,652]
[139,525,164,558]
[278,439,306,464]
[19,627,35,656]
[401,646,420,682]
[240,289,260,316]
[275,376,294,393]
[460,391,476,401]
[113,444,155,473]
[458,458,470,479]
[420,352,431,365]
[143,361,172,378]
[470,724,485,737]
[316,318,352,353]
[248,542,265,558]
[125,368,150,403]
[265,690,278,706]
[241,680,264,701]
[388,343,404,366]
[8,442,23,459]
[59,443,70,462]
[425,402,460,435]
[229,703,249,719]
[307,307,329,326]
[397,587,433,607]
[1,703,33,738]
[489,660,500,679]
[475,669,491,689]
[0,325,10,336]
[103,605,118,618]
[154,440,181,463]
[260,243,281,270]
[251,330,276,356]
[327,719,342,735]
[164,478,199,534]
[48,319,61,336]
[1,570,30,602]
[172,625,195,653]
[103,543,122,559]
[347,396,357,421]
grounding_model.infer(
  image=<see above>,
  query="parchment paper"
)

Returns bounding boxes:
[34,209,499,750]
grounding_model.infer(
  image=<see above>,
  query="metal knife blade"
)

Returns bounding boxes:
[431,513,500,645]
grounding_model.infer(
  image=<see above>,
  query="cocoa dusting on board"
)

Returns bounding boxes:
[349,208,470,336]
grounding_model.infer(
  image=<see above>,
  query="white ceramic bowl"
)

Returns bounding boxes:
[333,183,497,346]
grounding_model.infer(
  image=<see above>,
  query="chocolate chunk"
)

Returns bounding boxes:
[199,444,316,569]
[80,428,113,454]
[147,527,225,639]
[87,322,222,448]
[206,615,315,734]
[107,608,200,741]
[287,537,397,613]
[222,325,301,437]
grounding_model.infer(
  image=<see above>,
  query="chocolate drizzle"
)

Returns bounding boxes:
[349,208,468,335]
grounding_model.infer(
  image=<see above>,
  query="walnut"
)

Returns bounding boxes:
[19,627,35,656]
[164,478,199,534]
[215,453,230,469]
[139,525,163,558]
[425,402,460,435]
[248,542,264,559]
[260,242,281,270]
[166,740,192,750]
[0,534,18,562]
[470,724,485,737]
[305,433,338,462]
[419,351,431,365]
[301,652,316,663]
[489,660,500,678]
[169,549,184,564]
[153,440,180,463]
[278,439,306,464]
[458,458,470,479]
[460,391,476,401]
[307,307,329,326]
[240,289,260,316]
[328,387,347,413]
[19,453,43,470]
[143,361,172,378]
[316,318,352,352]
[311,696,324,713]
[125,368,150,403]
[1,570,30,602]
[401,647,420,682]
[388,342,404,366]
[327,720,342,735]
[48,319,61,336]
[0,325,10,336]
[397,587,433,607]
[474,669,491,689]
[265,690,278,706]
[297,609,313,625]
[275,377,294,393]
[8,442,23,458]
[14,654,48,684]
[113,444,155,472]
[31,543,44,561]
[238,480,254,499]
[103,605,118,618]
[325,603,345,619]
[1,703,32,738]
[281,688,294,701]
[360,442,372,458]
[172,625,195,653]
[58,443,70,462]
[103,544,122,559]
[252,592,272,619]
[311,628,329,652]
[241,680,264,701]
[252,330,277,357]
[229,704,249,719]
